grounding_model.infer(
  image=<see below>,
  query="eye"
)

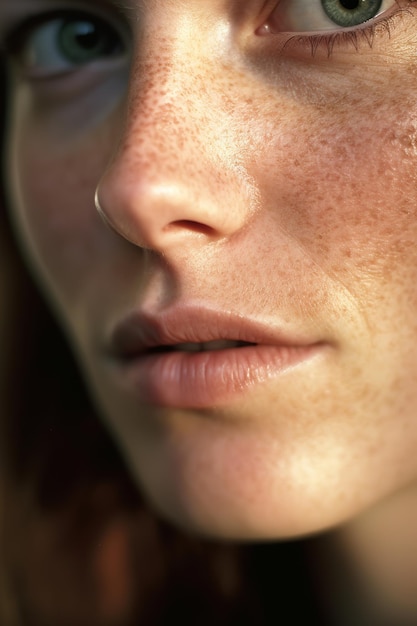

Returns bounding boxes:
[265,0,392,32]
[8,11,126,75]
[322,0,383,27]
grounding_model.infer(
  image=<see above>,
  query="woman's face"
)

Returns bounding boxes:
[3,0,417,538]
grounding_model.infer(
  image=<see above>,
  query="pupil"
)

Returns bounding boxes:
[73,24,100,51]
[340,0,360,9]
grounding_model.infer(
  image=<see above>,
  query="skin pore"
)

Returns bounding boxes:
[3,0,417,621]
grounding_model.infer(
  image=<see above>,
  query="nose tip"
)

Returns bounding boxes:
[95,171,245,251]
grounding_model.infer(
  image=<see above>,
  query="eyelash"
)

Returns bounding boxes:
[276,2,417,57]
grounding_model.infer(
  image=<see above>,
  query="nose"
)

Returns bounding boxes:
[95,33,256,253]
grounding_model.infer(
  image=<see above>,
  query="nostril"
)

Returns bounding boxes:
[163,220,217,237]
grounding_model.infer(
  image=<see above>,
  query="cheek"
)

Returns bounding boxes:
[246,84,417,295]
[232,79,417,417]
[8,121,110,317]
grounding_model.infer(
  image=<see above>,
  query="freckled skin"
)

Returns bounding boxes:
[5,0,417,543]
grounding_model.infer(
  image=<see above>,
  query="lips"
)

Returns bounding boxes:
[109,307,312,356]
[107,306,324,408]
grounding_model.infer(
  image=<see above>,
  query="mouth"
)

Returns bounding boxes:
[138,339,255,355]
[106,305,325,408]
[109,306,313,357]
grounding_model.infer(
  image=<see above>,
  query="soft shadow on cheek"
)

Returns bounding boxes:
[9,129,105,307]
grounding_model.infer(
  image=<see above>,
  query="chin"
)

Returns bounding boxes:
[141,481,355,542]
[126,428,376,542]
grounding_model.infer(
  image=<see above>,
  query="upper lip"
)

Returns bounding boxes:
[108,305,319,360]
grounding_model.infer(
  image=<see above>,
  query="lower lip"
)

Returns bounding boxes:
[115,344,322,409]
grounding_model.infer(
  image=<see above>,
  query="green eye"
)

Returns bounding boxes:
[58,17,123,64]
[7,11,127,75]
[263,0,391,37]
[321,0,383,27]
